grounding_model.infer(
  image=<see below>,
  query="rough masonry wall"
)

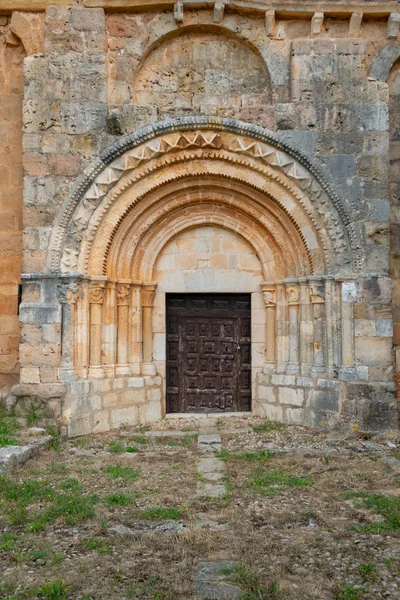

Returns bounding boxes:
[0,18,25,391]
[388,60,400,399]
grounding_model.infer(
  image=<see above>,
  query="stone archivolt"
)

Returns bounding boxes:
[48,119,358,277]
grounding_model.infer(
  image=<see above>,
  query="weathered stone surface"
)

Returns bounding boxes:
[109,520,185,535]
[194,561,241,600]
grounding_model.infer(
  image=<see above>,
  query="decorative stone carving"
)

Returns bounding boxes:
[57,281,78,304]
[89,286,105,304]
[49,118,359,277]
[116,284,130,306]
[310,282,325,304]
[141,284,157,308]
[287,286,300,305]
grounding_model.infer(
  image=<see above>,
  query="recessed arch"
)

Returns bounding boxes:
[47,117,359,278]
[132,25,272,108]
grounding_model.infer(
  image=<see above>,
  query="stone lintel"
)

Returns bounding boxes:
[81,0,399,19]
[0,0,75,13]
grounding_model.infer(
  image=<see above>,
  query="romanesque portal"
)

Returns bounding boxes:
[19,119,397,435]
[1,3,399,435]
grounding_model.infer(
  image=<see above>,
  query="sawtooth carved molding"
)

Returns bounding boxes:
[47,117,360,276]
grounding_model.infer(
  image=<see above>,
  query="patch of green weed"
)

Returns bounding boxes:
[125,445,139,453]
[140,506,182,520]
[84,538,112,554]
[130,435,148,445]
[59,478,82,492]
[356,563,378,583]
[103,465,139,481]
[0,532,16,552]
[106,493,132,506]
[0,412,19,447]
[252,421,284,433]
[219,448,274,462]
[224,564,286,600]
[246,467,313,496]
[333,584,364,600]
[107,440,126,453]
[344,491,400,532]
[37,579,68,600]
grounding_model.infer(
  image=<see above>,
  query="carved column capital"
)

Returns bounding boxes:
[286,284,300,306]
[89,285,105,305]
[116,283,131,306]
[261,283,276,307]
[309,279,325,304]
[57,281,79,304]
[141,283,157,308]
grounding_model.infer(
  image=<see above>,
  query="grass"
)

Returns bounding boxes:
[333,584,365,600]
[246,467,313,496]
[106,492,133,506]
[0,532,16,552]
[219,448,274,462]
[84,538,112,554]
[223,564,286,600]
[160,435,197,447]
[129,435,148,445]
[103,464,139,481]
[356,563,378,583]
[125,445,139,453]
[344,491,400,532]
[0,474,99,530]
[252,421,285,433]
[37,580,68,599]
[0,412,19,447]
[139,506,182,520]
[107,439,126,453]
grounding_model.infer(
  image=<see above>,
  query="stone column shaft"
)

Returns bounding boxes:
[141,283,157,376]
[75,280,89,379]
[276,282,288,372]
[58,281,78,380]
[309,278,326,376]
[102,281,116,377]
[88,284,105,378]
[129,284,142,375]
[116,283,131,375]
[261,283,277,364]
[299,279,313,375]
[286,282,300,374]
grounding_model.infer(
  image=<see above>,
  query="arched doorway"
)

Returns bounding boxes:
[38,117,364,434]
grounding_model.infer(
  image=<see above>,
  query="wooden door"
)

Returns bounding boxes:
[166,294,251,413]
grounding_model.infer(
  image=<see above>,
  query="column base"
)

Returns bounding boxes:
[88,366,104,379]
[310,364,327,378]
[116,364,131,376]
[142,363,156,376]
[129,363,142,376]
[58,367,76,382]
[103,365,115,378]
[286,362,300,375]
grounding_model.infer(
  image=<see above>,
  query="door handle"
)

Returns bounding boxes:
[236,345,241,350]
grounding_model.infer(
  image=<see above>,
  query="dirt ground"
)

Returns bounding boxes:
[1,417,400,600]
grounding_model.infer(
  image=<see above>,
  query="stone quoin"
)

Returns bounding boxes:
[0,0,399,435]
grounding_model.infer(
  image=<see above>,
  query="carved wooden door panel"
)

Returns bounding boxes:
[166,294,251,413]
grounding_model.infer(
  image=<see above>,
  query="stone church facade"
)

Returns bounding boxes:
[0,0,400,436]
